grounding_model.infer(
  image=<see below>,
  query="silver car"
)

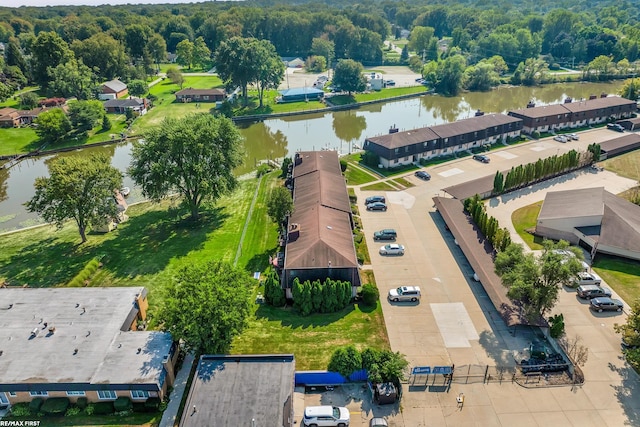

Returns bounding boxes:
[388,286,421,302]
[379,243,404,255]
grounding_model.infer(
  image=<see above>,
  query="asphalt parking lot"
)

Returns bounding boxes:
[354,128,640,426]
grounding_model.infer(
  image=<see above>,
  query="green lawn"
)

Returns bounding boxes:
[329,86,425,106]
[361,181,397,191]
[0,127,39,155]
[602,150,640,181]
[344,163,378,185]
[391,177,414,189]
[593,256,640,305]
[9,412,160,427]
[511,201,544,250]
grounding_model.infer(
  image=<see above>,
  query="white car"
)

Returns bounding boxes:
[379,243,405,255]
[303,406,350,427]
[568,133,579,140]
[388,286,421,302]
[553,135,568,143]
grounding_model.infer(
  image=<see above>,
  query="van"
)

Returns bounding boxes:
[373,229,397,241]
[302,406,350,427]
[577,285,612,299]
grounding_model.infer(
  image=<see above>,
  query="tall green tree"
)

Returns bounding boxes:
[34,108,71,142]
[328,345,362,378]
[193,36,211,69]
[129,113,244,220]
[214,36,255,104]
[436,54,466,96]
[25,155,122,243]
[71,33,127,80]
[463,62,499,91]
[267,186,293,228]
[68,100,104,132]
[615,299,640,370]
[166,66,184,89]
[161,260,253,355]
[408,26,435,58]
[311,37,335,68]
[47,58,96,100]
[332,59,367,95]
[31,31,73,89]
[127,79,149,98]
[147,32,167,74]
[5,37,27,77]
[176,39,195,69]
[251,39,285,108]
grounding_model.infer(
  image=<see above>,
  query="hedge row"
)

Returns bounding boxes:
[67,258,101,287]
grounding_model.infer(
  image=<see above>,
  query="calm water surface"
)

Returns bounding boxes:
[0,81,622,232]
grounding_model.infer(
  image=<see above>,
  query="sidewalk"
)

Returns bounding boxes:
[158,352,196,427]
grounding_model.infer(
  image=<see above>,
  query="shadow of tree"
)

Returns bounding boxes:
[242,244,279,274]
[254,303,355,329]
[608,359,640,426]
[0,206,228,287]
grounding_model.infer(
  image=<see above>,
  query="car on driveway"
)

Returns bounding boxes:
[385,80,396,86]
[553,135,568,143]
[379,243,404,255]
[473,154,490,163]
[590,297,624,312]
[367,202,387,211]
[388,286,421,302]
[370,417,389,427]
[373,229,397,241]
[572,271,602,286]
[414,170,431,180]
[303,405,350,427]
[577,285,612,299]
[365,195,385,205]
[568,133,579,140]
[607,123,625,132]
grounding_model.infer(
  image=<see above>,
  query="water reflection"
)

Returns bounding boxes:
[332,110,367,146]
[0,168,8,203]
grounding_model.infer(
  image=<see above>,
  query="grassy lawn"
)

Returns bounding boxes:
[391,177,414,189]
[511,201,544,250]
[344,163,378,185]
[361,181,397,191]
[0,127,39,155]
[9,412,160,427]
[593,255,640,305]
[602,150,640,181]
[232,272,389,370]
[232,92,325,116]
[329,86,425,106]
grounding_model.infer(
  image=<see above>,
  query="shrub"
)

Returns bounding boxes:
[84,403,95,415]
[114,396,132,412]
[65,406,81,417]
[41,397,70,415]
[29,398,44,412]
[532,131,540,139]
[76,397,88,409]
[93,401,114,415]
[132,402,147,413]
[339,159,348,172]
[10,403,31,417]
[145,397,161,411]
[360,283,379,306]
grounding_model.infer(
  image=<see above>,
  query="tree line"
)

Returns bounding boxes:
[463,194,512,253]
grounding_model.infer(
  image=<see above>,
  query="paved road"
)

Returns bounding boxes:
[354,128,640,426]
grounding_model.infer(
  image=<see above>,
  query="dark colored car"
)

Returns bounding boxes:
[365,195,385,205]
[473,154,490,163]
[607,123,625,132]
[577,285,612,299]
[373,229,397,241]
[367,202,387,211]
[590,297,624,312]
[414,170,431,180]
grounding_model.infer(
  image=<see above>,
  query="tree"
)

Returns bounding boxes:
[328,345,362,378]
[71,33,127,80]
[435,54,466,96]
[361,348,409,384]
[215,37,253,103]
[176,39,195,70]
[129,113,244,220]
[267,186,293,228]
[463,62,499,91]
[251,39,285,108]
[102,114,112,131]
[25,155,122,243]
[6,37,27,76]
[127,79,149,98]
[495,240,584,321]
[193,36,211,70]
[360,283,379,306]
[166,66,184,89]
[47,58,96,100]
[332,59,367,95]
[147,33,167,74]
[161,260,252,355]
[30,31,73,89]
[306,55,327,73]
[311,37,334,68]
[619,78,640,101]
[615,299,640,370]
[34,108,71,142]
[408,26,435,58]
[68,100,104,132]
[264,267,285,307]
[20,92,39,110]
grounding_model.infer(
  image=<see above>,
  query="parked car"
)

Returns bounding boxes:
[607,123,625,132]
[415,77,424,82]
[370,418,389,427]
[388,286,421,302]
[373,229,397,241]
[553,135,568,143]
[385,80,396,86]
[367,202,387,211]
[568,133,579,140]
[414,170,431,180]
[577,285,612,299]
[472,154,490,163]
[302,405,350,427]
[572,271,602,286]
[622,335,640,349]
[365,195,385,205]
[379,243,405,255]
[590,297,624,312]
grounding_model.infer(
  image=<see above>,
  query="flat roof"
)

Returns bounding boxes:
[180,355,295,427]
[538,187,605,220]
[0,287,169,386]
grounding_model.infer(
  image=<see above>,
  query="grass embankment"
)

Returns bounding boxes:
[329,86,425,106]
[0,170,389,370]
[361,181,397,191]
[344,162,378,186]
[602,150,640,181]
[511,201,544,250]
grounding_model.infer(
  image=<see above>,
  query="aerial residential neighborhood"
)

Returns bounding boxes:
[2,0,640,426]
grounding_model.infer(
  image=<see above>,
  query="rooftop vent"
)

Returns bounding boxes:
[564,97,573,103]
[73,348,78,355]
[288,223,300,242]
[526,101,535,108]
[30,328,38,338]
[474,110,484,116]
[8,304,12,309]
[137,347,142,354]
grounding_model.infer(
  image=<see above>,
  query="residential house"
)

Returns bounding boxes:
[100,79,128,100]
[281,57,304,68]
[104,98,149,115]
[0,287,178,411]
[0,107,21,128]
[508,95,637,134]
[175,88,226,103]
[0,106,69,128]
[364,113,522,168]
[536,187,640,262]
[179,354,295,427]
[282,151,360,296]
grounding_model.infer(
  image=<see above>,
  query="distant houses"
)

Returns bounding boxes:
[175,88,226,103]
[278,87,324,103]
[100,79,128,100]
[0,105,69,128]
[104,98,149,115]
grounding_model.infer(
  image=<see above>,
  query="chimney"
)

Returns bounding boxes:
[288,223,300,242]
[526,100,535,108]
[294,152,302,166]
[564,97,572,103]
[589,94,597,100]
[474,110,484,117]
[600,92,608,98]
[389,124,399,134]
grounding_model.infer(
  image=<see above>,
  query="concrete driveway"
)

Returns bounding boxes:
[354,128,640,426]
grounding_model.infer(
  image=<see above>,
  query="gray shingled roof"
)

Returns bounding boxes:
[104,98,145,108]
[103,79,127,93]
[538,187,605,221]
[509,96,635,119]
[175,88,225,96]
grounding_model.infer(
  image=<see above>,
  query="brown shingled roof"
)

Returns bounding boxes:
[430,114,521,138]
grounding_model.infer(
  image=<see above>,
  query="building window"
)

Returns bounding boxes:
[97,390,117,400]
[9,392,17,397]
[29,391,48,397]
[66,391,86,396]
[130,390,149,400]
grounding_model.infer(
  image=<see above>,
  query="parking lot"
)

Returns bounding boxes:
[354,128,640,425]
